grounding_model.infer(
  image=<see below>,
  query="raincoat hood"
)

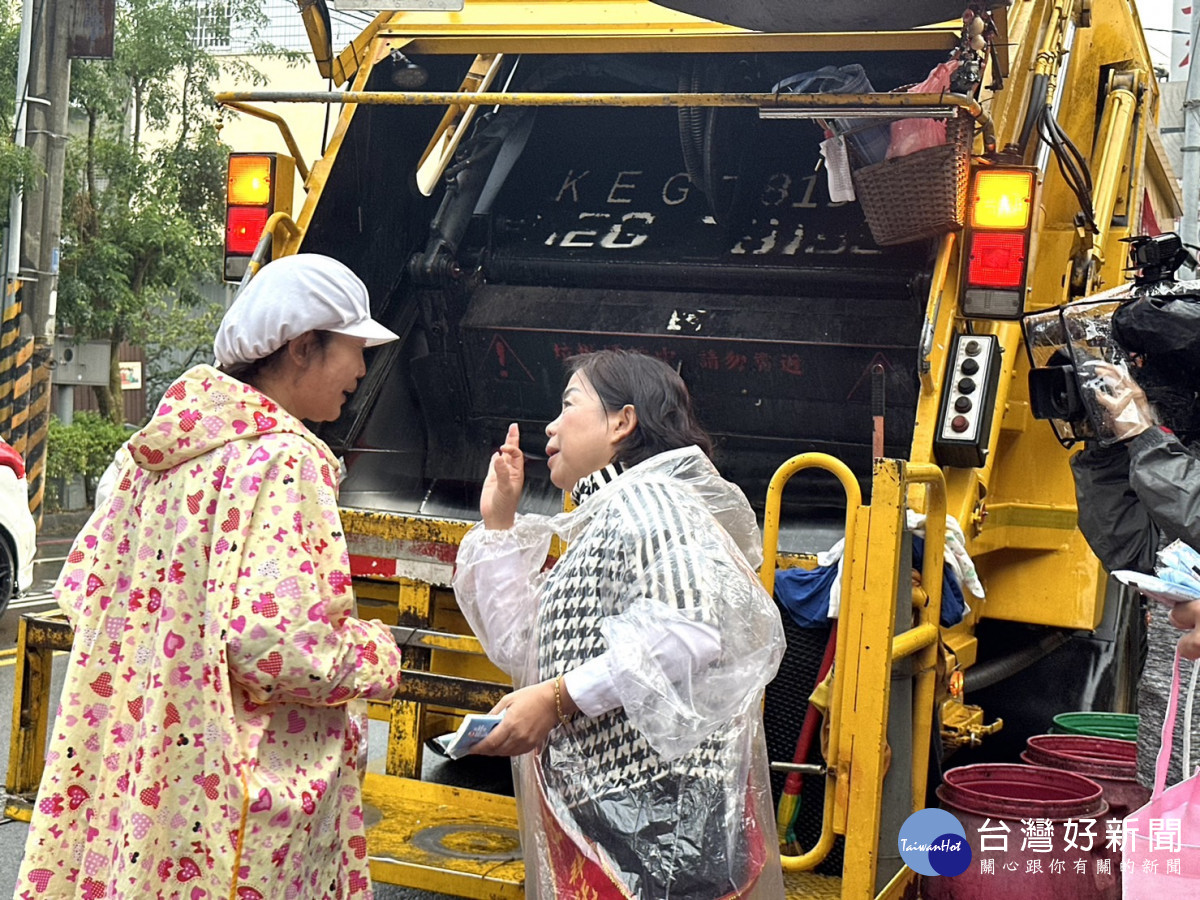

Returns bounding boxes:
[562,446,764,568]
[129,364,326,472]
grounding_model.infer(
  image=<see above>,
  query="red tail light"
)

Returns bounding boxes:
[967,232,1028,289]
[225,207,271,256]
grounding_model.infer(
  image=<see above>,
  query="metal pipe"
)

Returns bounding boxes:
[918,232,957,378]
[217,87,980,118]
[903,462,947,814]
[4,0,34,301]
[237,212,302,289]
[1034,19,1076,175]
[220,101,311,181]
[761,453,862,596]
[212,88,987,113]
[770,762,827,776]
[891,622,938,661]
[1033,0,1073,80]
[1179,17,1198,278]
[761,452,862,872]
[1086,84,1138,273]
[215,89,998,154]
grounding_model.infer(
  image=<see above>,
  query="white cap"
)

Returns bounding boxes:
[213,254,399,367]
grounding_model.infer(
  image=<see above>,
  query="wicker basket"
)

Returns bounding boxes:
[850,112,973,247]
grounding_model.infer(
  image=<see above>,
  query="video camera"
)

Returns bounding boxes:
[1021,233,1200,447]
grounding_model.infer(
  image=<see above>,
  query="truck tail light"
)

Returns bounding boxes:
[224,152,295,282]
[226,207,271,255]
[967,232,1028,288]
[962,166,1037,319]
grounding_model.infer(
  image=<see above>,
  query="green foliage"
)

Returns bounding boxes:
[53,0,289,421]
[139,294,226,402]
[44,412,134,509]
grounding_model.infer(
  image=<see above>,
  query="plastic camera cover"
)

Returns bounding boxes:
[1060,295,1134,446]
[1022,284,1133,446]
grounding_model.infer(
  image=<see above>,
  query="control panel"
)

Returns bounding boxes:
[934,333,1002,469]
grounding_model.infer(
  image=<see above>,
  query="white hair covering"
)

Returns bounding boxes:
[213,254,398,367]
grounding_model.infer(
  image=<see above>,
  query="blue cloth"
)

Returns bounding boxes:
[773,564,838,628]
[912,536,966,627]
[773,537,966,629]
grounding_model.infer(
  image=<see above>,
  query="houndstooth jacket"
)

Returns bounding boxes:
[454,446,787,898]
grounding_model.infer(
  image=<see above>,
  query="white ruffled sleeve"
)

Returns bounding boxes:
[452,514,554,680]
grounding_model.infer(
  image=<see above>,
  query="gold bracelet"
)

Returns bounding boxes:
[552,675,572,728]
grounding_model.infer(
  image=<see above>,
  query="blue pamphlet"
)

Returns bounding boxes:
[1113,570,1200,607]
[430,712,505,759]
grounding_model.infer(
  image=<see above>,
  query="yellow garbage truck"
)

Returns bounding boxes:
[5,0,1183,897]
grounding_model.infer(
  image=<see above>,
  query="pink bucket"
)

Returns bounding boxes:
[926,763,1118,899]
[1021,734,1150,821]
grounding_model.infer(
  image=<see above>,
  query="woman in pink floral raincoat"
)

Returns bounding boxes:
[18,255,404,900]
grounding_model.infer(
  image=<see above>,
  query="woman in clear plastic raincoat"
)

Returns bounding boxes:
[452,349,787,899]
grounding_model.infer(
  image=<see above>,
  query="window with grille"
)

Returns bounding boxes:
[195,0,232,51]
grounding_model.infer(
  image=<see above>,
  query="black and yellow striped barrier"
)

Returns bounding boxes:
[1,286,50,526]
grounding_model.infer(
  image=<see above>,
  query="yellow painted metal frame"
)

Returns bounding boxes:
[363,0,958,56]
[389,578,432,778]
[216,88,992,124]
[762,453,861,873]
[220,102,311,181]
[391,32,959,56]
[415,53,506,196]
[5,613,73,822]
[833,460,947,898]
[762,453,946,899]
[829,461,901,897]
[1083,75,1140,276]
[899,464,947,818]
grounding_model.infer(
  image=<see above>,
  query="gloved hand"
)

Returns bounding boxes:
[1083,361,1158,441]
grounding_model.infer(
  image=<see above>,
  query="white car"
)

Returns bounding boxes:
[0,437,37,609]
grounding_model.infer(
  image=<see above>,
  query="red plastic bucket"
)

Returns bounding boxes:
[1021,734,1150,821]
[926,764,1118,899]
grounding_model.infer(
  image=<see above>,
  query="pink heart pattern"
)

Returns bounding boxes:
[17,365,401,897]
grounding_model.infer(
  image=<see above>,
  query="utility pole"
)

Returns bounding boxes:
[15,0,73,519]
[1182,5,1200,277]
[23,0,72,341]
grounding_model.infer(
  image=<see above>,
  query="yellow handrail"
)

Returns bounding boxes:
[220,101,311,182]
[767,457,948,872]
[900,463,947,814]
[760,452,861,872]
[761,453,861,596]
[239,212,302,288]
[214,90,998,153]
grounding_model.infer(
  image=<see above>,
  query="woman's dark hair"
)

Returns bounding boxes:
[218,330,334,388]
[565,349,712,466]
